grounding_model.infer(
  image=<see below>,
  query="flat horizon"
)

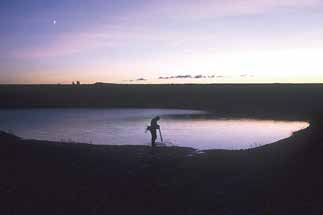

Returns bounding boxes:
[1,82,323,86]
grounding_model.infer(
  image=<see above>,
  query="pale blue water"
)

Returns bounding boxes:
[0,108,308,150]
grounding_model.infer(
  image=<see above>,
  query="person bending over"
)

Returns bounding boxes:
[147,116,160,147]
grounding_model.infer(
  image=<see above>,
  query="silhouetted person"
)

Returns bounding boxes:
[147,116,160,147]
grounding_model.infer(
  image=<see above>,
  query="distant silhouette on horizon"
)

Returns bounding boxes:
[147,116,160,147]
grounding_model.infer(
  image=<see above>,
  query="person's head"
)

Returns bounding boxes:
[155,116,160,121]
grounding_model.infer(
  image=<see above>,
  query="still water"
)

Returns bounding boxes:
[0,108,308,150]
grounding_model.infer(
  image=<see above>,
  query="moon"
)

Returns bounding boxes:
[53,20,57,25]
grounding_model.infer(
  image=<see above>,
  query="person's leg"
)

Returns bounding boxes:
[151,130,157,147]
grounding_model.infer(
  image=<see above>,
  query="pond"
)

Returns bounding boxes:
[0,108,309,150]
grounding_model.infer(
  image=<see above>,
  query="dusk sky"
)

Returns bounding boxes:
[1,0,323,84]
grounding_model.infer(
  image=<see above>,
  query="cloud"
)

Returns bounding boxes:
[176,75,192,79]
[158,76,170,80]
[158,74,252,80]
[158,74,219,79]
[194,75,205,79]
[159,75,192,79]
[124,78,147,82]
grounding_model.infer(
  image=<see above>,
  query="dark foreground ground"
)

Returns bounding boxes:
[1,122,323,215]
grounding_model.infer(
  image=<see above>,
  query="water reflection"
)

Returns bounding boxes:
[0,108,309,150]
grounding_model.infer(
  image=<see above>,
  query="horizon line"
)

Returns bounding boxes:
[0,82,322,86]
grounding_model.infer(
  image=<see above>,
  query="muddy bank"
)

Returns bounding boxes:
[1,124,323,214]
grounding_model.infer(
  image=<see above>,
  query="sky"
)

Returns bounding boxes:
[1,0,323,84]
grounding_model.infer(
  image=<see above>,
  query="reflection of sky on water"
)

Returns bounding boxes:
[0,109,308,150]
